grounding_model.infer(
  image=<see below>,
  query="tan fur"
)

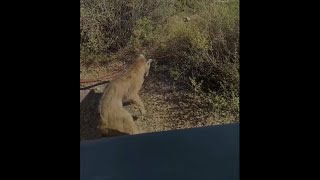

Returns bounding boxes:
[98,54,153,136]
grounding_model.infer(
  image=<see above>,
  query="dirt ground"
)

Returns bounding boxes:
[80,61,238,141]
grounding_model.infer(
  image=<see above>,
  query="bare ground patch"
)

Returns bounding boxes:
[80,62,238,141]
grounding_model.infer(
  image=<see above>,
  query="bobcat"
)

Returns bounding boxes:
[98,54,153,136]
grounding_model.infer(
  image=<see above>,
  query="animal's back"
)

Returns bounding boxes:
[99,81,124,117]
[98,81,139,135]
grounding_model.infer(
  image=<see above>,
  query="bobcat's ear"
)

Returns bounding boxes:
[147,59,153,65]
[145,59,153,77]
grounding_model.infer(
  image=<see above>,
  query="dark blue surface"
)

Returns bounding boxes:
[80,123,239,180]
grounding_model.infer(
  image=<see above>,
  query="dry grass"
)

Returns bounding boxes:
[80,0,239,139]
